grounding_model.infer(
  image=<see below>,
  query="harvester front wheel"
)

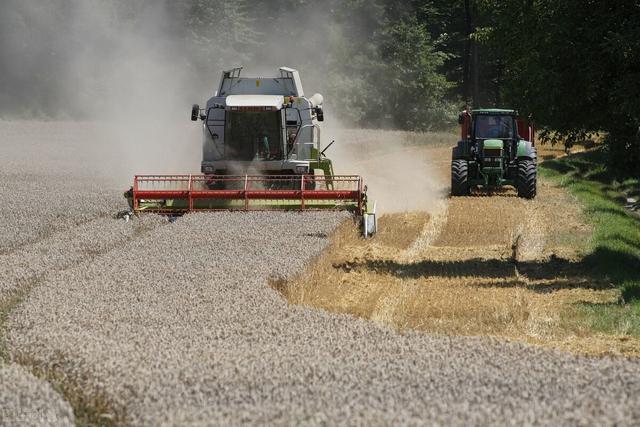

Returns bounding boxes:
[451,159,470,196]
[516,159,537,199]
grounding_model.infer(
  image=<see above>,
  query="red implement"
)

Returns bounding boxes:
[127,174,366,215]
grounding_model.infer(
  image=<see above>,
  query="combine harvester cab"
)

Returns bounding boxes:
[125,67,377,237]
[451,108,537,198]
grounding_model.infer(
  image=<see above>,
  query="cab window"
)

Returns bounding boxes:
[475,115,514,139]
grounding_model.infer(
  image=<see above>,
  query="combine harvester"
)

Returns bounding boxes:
[125,67,377,236]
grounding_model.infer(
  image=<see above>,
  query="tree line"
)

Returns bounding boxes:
[1,0,638,175]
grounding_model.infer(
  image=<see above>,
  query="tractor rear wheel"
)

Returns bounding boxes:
[451,159,470,196]
[516,159,537,199]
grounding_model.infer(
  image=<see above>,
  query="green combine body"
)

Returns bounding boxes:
[451,108,537,198]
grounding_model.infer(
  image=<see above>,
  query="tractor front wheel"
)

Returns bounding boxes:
[516,159,537,199]
[451,159,470,196]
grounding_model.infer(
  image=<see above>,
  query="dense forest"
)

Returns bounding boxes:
[1,0,638,175]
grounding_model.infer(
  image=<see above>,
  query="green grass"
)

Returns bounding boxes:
[574,303,640,337]
[540,148,640,336]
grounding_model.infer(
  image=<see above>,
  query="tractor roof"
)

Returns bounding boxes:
[472,108,517,115]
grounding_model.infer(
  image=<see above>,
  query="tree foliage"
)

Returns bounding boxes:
[326,1,453,129]
[480,0,640,176]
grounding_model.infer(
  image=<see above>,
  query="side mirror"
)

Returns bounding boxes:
[191,104,200,121]
[315,106,324,122]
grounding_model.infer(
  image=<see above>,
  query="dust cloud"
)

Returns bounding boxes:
[0,1,207,180]
[0,1,334,181]
[323,125,447,213]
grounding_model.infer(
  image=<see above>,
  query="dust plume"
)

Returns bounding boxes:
[0,1,334,181]
[322,126,448,213]
[0,1,210,181]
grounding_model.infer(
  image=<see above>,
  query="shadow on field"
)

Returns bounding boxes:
[588,207,635,219]
[542,149,639,190]
[336,258,514,278]
[542,160,573,174]
[581,247,640,302]
[333,254,625,294]
[465,190,517,198]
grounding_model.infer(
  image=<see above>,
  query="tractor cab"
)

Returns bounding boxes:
[460,109,535,144]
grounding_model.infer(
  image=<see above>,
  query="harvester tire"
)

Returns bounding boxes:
[312,168,326,190]
[517,159,537,199]
[304,169,325,190]
[451,159,470,196]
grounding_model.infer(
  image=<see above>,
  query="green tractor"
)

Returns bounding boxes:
[451,108,537,198]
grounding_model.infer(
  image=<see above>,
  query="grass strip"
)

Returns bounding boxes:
[540,148,640,336]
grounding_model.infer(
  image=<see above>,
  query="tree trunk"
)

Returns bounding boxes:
[495,61,502,106]
[463,0,472,107]
[472,39,479,106]
[471,1,479,106]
